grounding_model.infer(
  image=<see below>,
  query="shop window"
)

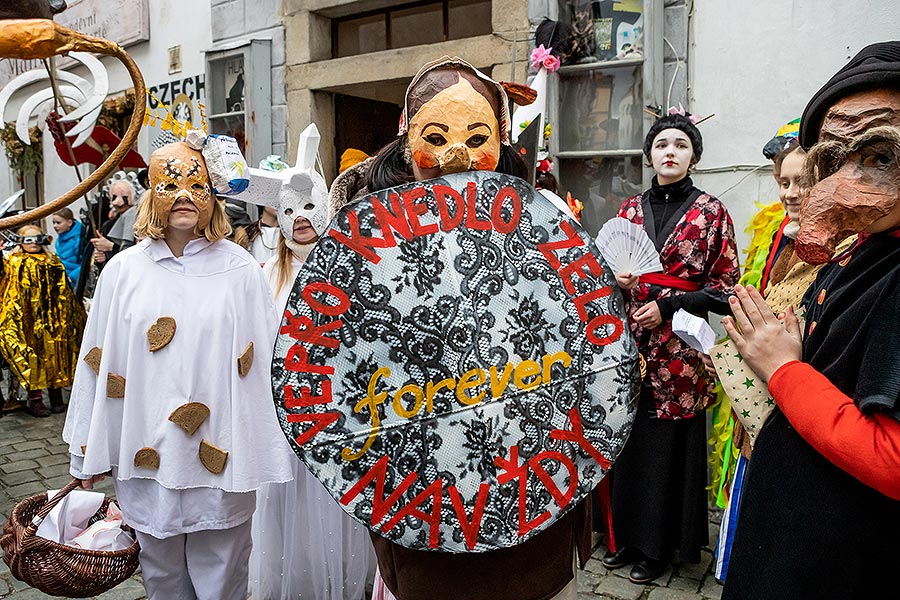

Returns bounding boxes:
[205,40,272,166]
[333,0,493,59]
[558,64,642,153]
[558,155,643,234]
[550,0,655,236]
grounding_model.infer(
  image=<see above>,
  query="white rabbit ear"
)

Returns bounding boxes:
[296,123,320,172]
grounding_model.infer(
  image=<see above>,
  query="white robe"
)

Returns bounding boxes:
[249,253,372,600]
[64,238,292,536]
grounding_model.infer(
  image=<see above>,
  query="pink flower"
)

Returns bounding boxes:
[531,45,561,73]
[667,104,699,124]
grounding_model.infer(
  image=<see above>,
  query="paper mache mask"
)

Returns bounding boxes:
[798,125,900,263]
[234,124,329,250]
[148,142,214,230]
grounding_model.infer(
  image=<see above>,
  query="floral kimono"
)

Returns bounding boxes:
[618,186,740,419]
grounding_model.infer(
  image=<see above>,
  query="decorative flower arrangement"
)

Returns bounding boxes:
[530,45,561,73]
[0,122,42,176]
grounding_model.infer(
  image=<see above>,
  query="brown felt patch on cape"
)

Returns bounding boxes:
[237,342,254,377]
[147,317,177,352]
[83,347,102,375]
[168,402,210,436]
[106,373,126,398]
[199,439,228,474]
[134,447,160,469]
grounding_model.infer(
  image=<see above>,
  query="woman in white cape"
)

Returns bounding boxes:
[246,125,372,600]
[64,141,293,600]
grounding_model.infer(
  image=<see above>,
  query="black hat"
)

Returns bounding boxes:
[799,41,900,149]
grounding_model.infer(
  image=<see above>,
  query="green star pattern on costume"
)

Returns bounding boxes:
[736,353,744,363]
[743,378,755,389]
[766,398,775,406]
[726,369,734,376]
[716,352,723,359]
[741,409,750,418]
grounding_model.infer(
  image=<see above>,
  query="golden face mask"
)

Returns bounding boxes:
[408,78,501,175]
[149,142,214,230]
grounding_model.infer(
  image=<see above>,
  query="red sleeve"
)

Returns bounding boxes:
[768,360,900,500]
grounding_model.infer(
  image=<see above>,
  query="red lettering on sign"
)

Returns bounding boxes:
[402,186,438,237]
[550,408,612,469]
[572,287,612,322]
[558,252,605,294]
[491,186,522,234]
[465,181,492,231]
[496,446,551,537]
[433,185,464,232]
[586,314,625,347]
[447,483,490,551]
[287,411,340,446]
[330,210,388,264]
[280,311,342,349]
[340,455,418,526]
[528,451,578,509]
[537,221,584,270]
[373,194,413,246]
[284,380,333,408]
[383,478,444,549]
[302,281,350,316]
[284,344,335,375]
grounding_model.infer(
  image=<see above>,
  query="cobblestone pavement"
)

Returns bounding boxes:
[0,409,723,600]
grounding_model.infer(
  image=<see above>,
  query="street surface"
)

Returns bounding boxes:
[0,409,723,600]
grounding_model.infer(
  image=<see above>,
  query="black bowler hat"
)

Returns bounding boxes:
[799,41,900,149]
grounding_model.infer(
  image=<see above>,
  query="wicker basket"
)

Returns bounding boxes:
[0,478,140,598]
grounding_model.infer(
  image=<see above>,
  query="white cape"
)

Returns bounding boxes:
[63,238,292,492]
[250,253,372,600]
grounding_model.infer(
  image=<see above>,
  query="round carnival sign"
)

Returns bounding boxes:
[272,171,638,553]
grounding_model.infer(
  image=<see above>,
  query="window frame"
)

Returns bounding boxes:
[331,0,492,59]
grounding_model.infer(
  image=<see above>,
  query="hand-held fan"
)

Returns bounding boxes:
[595,217,663,276]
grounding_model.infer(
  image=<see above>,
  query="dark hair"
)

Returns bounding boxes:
[365,137,416,192]
[535,171,558,193]
[365,138,528,192]
[643,114,703,164]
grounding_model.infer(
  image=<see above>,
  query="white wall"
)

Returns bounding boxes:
[0,0,213,218]
[687,0,900,255]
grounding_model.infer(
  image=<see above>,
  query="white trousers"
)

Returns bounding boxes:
[135,518,252,600]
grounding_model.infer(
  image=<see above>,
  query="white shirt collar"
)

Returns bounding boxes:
[145,237,214,263]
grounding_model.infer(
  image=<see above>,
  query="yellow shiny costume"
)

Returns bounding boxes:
[0,252,85,391]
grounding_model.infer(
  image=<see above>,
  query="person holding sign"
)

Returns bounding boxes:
[607,111,740,582]
[322,57,613,600]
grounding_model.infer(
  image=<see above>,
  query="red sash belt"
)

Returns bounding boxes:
[639,272,701,292]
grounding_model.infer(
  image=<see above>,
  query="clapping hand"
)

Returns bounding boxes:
[722,285,802,382]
